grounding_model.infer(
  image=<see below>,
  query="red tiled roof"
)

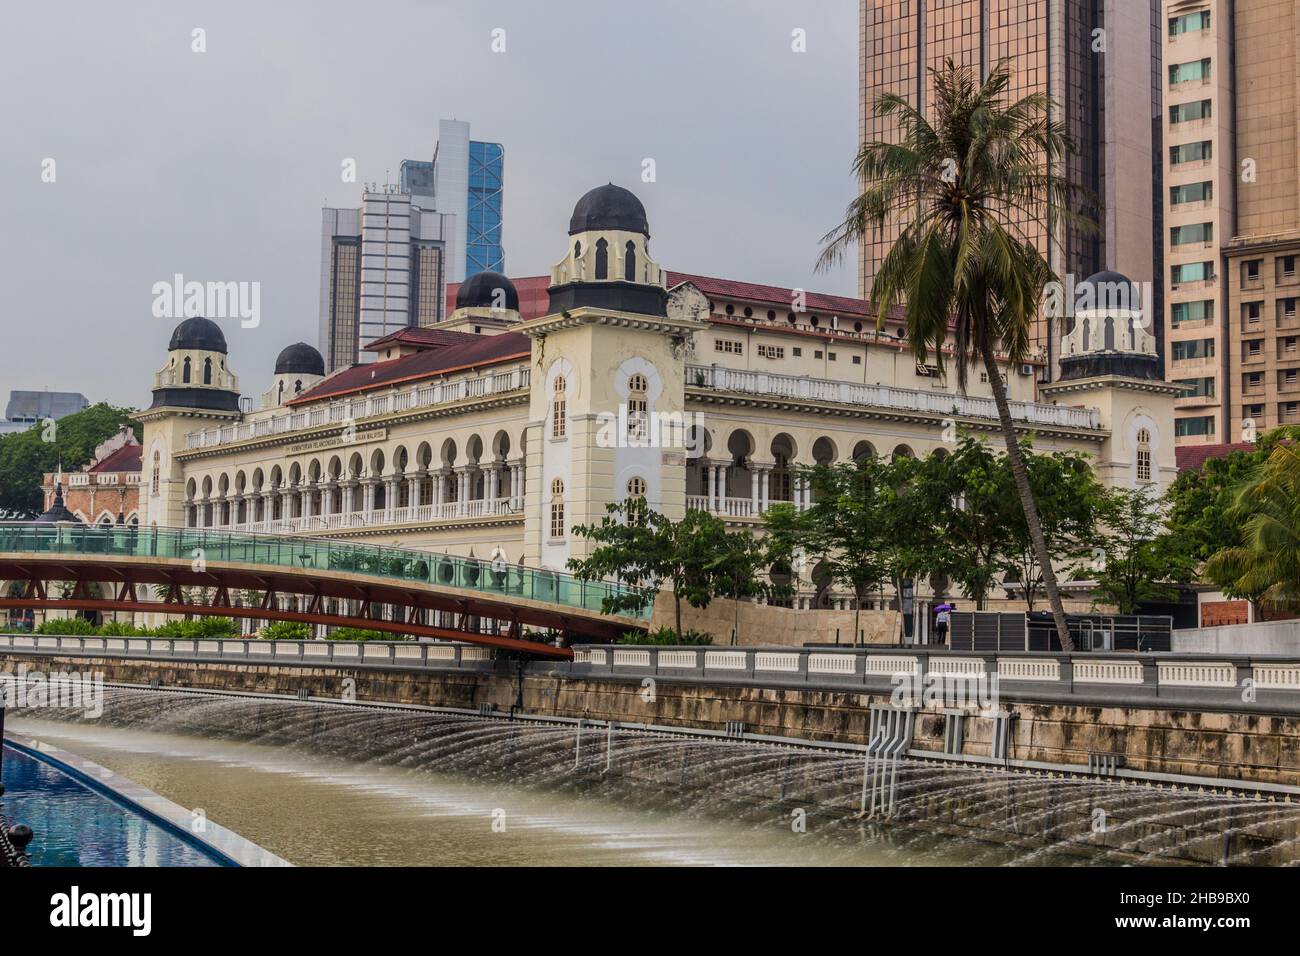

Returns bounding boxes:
[1175,442,1256,472]
[363,327,480,352]
[449,272,898,325]
[289,332,531,405]
[88,443,142,474]
[666,271,902,322]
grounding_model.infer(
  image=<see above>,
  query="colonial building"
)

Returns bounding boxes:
[40,424,143,525]
[138,184,1178,608]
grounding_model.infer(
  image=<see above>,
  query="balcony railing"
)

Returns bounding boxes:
[223,499,522,534]
[686,364,1101,431]
[685,495,757,518]
[184,367,530,451]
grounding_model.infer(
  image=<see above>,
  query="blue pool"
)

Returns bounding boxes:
[1,743,227,867]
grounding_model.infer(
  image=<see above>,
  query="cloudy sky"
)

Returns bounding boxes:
[0,0,859,409]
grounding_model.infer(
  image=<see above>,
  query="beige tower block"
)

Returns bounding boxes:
[1040,376,1181,491]
[518,307,706,569]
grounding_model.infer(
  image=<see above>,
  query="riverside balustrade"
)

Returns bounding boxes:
[0,522,645,619]
[685,364,1102,430]
[8,632,1300,713]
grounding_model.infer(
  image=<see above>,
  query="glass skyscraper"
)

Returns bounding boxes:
[467,140,505,276]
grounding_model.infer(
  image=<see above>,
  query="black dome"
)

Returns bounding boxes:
[168,316,227,353]
[1078,270,1139,311]
[274,342,325,376]
[568,184,649,237]
[455,271,519,312]
[1082,269,1135,288]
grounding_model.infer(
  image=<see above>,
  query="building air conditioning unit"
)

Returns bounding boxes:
[1019,364,1035,377]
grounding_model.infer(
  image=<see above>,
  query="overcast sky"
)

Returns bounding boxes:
[0,0,859,409]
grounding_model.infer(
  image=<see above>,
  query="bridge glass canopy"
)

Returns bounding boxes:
[0,523,647,620]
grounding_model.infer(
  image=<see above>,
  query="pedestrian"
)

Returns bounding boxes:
[934,604,952,645]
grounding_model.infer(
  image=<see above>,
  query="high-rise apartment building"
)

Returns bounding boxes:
[320,120,505,373]
[859,1,1163,373]
[1162,0,1300,446]
[318,192,457,373]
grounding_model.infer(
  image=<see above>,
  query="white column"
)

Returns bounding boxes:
[363,480,375,514]
[760,469,770,512]
[457,469,469,516]
[715,464,726,511]
[749,468,759,513]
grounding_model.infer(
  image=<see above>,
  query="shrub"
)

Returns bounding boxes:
[152,617,240,639]
[97,620,149,636]
[35,617,98,635]
[619,626,713,646]
[327,626,400,642]
[259,621,311,641]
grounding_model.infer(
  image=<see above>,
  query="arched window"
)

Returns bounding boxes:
[574,240,582,259]
[552,375,567,439]
[624,241,636,281]
[595,238,608,280]
[182,356,192,383]
[627,373,648,442]
[151,452,161,495]
[277,381,284,404]
[772,449,792,500]
[1136,428,1153,483]
[294,379,303,394]
[626,476,647,499]
[550,478,565,539]
[1104,316,1116,351]
[203,357,212,385]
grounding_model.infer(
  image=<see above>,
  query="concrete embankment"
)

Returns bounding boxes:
[5,652,1300,793]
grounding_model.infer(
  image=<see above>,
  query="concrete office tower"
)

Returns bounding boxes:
[858,0,1161,375]
[1163,0,1300,447]
[319,192,457,373]
[0,390,90,434]
[401,119,506,282]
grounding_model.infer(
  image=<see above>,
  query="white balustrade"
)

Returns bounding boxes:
[185,367,531,449]
[687,364,1100,431]
[998,659,1060,682]
[1074,660,1144,684]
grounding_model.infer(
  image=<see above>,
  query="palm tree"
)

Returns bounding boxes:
[818,59,1093,651]
[1205,429,1300,614]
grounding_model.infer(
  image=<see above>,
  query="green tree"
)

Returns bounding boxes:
[999,443,1104,610]
[819,59,1093,651]
[1204,430,1300,614]
[0,403,141,517]
[764,458,894,642]
[926,437,1015,609]
[708,528,789,644]
[568,498,731,641]
[1091,485,1186,614]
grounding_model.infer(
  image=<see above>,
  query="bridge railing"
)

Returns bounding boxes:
[0,523,649,620]
[569,644,1300,712]
[0,633,500,669]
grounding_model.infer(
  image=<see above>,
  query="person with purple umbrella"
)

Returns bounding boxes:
[933,603,954,645]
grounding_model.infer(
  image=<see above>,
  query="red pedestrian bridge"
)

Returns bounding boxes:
[0,524,649,659]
